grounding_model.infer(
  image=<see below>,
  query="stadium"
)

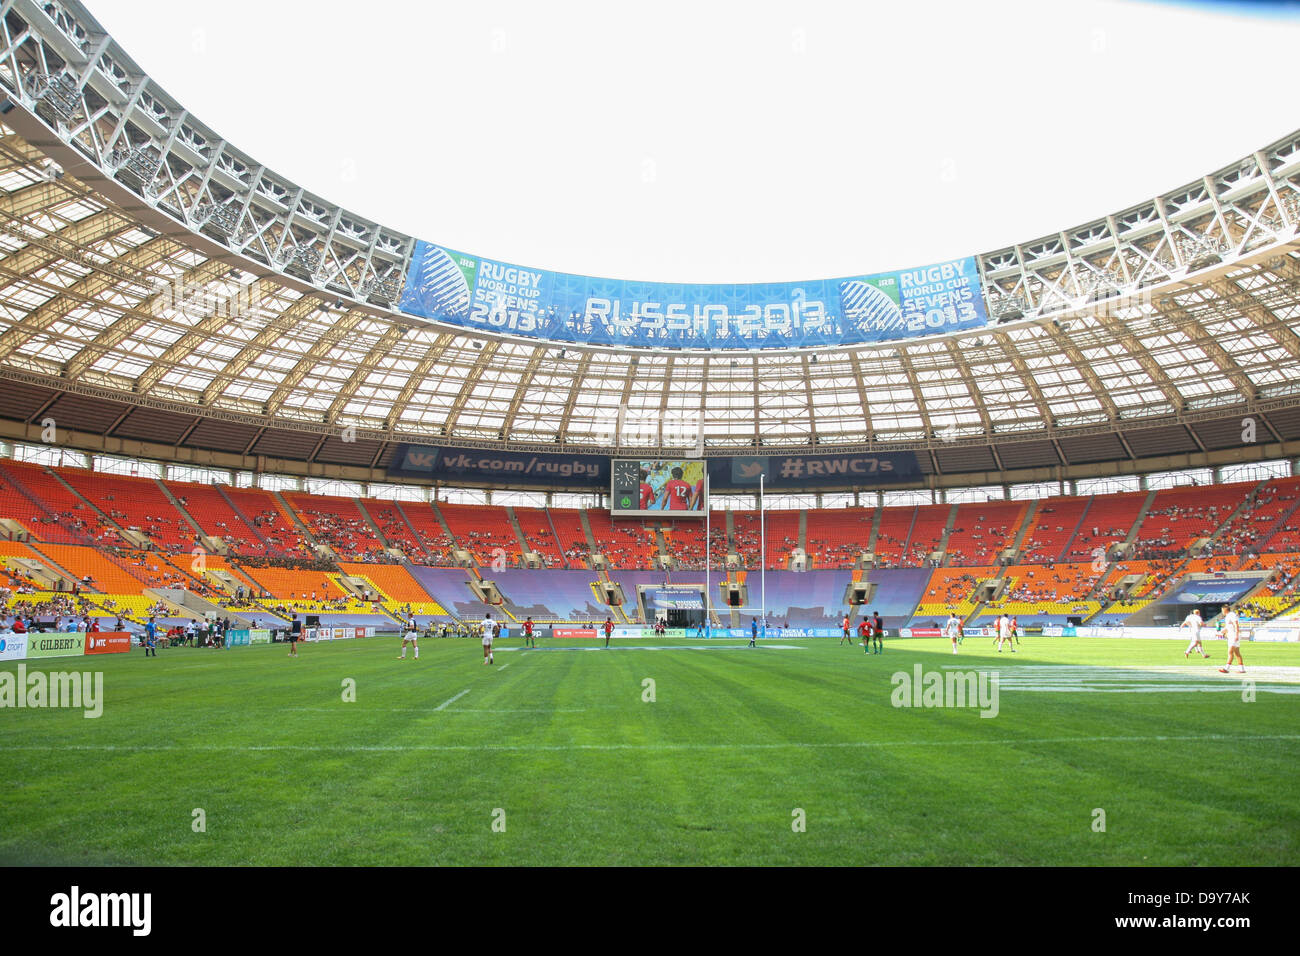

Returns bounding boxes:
[0,0,1298,870]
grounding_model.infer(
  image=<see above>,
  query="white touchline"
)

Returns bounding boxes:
[434,689,470,711]
[496,663,510,672]
[5,733,1298,754]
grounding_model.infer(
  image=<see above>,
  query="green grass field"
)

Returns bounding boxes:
[2,635,1298,866]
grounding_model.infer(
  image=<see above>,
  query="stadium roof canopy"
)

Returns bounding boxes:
[0,0,1299,487]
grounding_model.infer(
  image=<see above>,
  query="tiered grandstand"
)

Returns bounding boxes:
[0,0,1297,642]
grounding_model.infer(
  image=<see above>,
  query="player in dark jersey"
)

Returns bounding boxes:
[288,614,301,657]
[871,611,884,654]
[663,467,692,511]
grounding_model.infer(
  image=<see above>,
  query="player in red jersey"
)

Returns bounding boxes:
[603,616,614,648]
[663,467,692,510]
[690,477,705,511]
[639,468,655,510]
[522,616,536,649]
[857,617,871,654]
[839,613,853,646]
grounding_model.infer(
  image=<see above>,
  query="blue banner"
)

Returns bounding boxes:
[708,450,921,489]
[1170,577,1259,605]
[398,241,986,350]
[388,444,922,490]
[389,444,609,486]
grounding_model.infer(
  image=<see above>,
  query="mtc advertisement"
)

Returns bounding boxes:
[399,240,987,350]
[84,633,132,655]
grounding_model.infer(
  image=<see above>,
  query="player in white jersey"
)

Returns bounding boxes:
[1217,604,1245,674]
[996,613,1016,653]
[397,617,419,660]
[481,613,495,665]
[944,612,962,654]
[1181,608,1208,658]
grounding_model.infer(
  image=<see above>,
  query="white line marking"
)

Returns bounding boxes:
[434,689,470,711]
[2,733,1297,755]
[496,662,511,672]
[496,644,805,653]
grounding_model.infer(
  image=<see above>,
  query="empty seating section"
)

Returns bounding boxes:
[0,460,117,545]
[872,507,913,566]
[585,510,657,569]
[762,510,802,568]
[359,499,422,560]
[29,542,145,593]
[59,469,196,553]
[547,509,591,567]
[284,492,385,560]
[337,562,446,616]
[438,502,520,567]
[239,567,350,603]
[1020,496,1090,563]
[945,501,1026,567]
[9,455,1300,628]
[1000,563,1103,604]
[164,480,269,557]
[398,502,457,564]
[222,486,308,556]
[731,512,760,566]
[905,505,950,566]
[805,508,872,568]
[514,508,564,566]
[915,566,996,615]
[1131,483,1251,556]
[1064,491,1147,562]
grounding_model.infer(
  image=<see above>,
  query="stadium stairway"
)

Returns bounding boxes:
[273,490,332,559]
[936,503,959,566]
[429,500,470,565]
[1055,495,1096,562]
[353,497,397,555]
[504,507,531,561]
[392,501,435,563]
[1005,499,1040,563]
[577,509,600,560]
[1252,494,1300,553]
[1122,489,1160,548]
[154,479,209,545]
[867,506,883,557]
[797,509,808,555]
[212,484,279,555]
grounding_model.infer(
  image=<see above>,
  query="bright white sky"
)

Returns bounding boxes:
[87,0,1300,283]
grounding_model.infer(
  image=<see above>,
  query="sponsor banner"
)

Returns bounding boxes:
[400,241,987,350]
[1252,626,1299,643]
[553,628,598,639]
[646,588,704,610]
[1042,626,1064,637]
[0,635,29,661]
[711,451,921,490]
[83,632,131,655]
[226,629,251,646]
[389,444,608,487]
[900,627,941,638]
[1171,577,1259,605]
[26,632,85,659]
[249,629,272,645]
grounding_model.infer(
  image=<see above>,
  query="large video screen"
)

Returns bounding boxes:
[611,459,706,517]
